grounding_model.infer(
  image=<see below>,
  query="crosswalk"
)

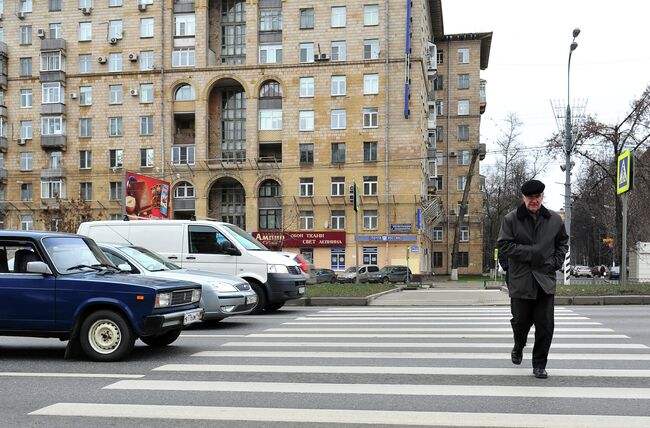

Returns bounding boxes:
[29,306,650,426]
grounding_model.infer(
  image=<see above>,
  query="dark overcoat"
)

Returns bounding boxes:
[497,204,569,299]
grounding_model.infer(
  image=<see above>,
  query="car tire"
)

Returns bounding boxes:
[247,280,267,315]
[79,310,135,362]
[140,328,182,347]
[266,302,285,312]
[382,277,390,284]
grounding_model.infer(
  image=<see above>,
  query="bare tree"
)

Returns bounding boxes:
[37,198,102,233]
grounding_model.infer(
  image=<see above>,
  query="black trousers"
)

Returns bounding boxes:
[510,287,555,369]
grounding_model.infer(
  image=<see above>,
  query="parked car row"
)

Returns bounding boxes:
[337,264,412,284]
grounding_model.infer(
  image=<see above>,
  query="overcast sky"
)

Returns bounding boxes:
[441,0,650,210]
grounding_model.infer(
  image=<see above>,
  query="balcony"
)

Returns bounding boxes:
[172,198,195,211]
[0,168,7,181]
[0,137,7,151]
[41,168,66,179]
[427,146,436,159]
[40,39,66,51]
[41,135,67,149]
[0,41,7,56]
[0,105,6,117]
[174,1,195,13]
[41,103,66,115]
[40,70,66,83]
[480,79,487,113]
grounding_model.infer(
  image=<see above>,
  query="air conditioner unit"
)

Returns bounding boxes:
[130,89,139,96]
[82,7,92,15]
[449,151,457,157]
[138,3,148,11]
[18,138,26,146]
[17,11,26,19]
[109,37,119,45]
[37,29,46,39]
[97,56,107,64]
[313,54,320,62]
[128,53,138,62]
[70,93,78,99]
[320,53,329,61]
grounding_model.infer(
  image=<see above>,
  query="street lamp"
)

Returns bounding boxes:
[564,28,580,276]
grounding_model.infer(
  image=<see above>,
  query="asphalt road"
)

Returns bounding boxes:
[2,305,650,427]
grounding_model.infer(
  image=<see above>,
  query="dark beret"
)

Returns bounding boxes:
[521,179,545,196]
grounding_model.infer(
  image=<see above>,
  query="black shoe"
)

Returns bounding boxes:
[533,368,548,379]
[511,348,523,365]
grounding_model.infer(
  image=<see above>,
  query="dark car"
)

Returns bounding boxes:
[0,231,203,362]
[373,265,413,283]
[315,268,337,283]
[608,266,627,279]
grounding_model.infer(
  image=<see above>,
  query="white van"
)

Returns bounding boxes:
[77,220,306,313]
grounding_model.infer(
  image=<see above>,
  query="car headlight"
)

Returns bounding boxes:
[192,289,201,303]
[268,264,289,274]
[206,281,238,293]
[155,292,171,308]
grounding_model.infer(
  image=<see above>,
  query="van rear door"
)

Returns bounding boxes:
[181,224,237,275]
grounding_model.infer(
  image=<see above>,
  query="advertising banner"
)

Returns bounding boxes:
[252,231,346,248]
[124,171,170,219]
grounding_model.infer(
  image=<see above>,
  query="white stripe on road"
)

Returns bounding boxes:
[319,308,574,313]
[153,364,650,378]
[180,334,250,338]
[0,372,144,379]
[192,350,650,360]
[295,316,592,321]
[285,321,601,325]
[246,333,629,339]
[103,380,650,400]
[221,341,649,350]
[30,403,650,427]
[267,327,612,332]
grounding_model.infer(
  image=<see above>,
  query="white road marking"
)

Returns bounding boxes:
[179,334,249,338]
[294,316,592,321]
[220,341,649,350]
[246,333,630,339]
[267,327,613,332]
[29,403,650,427]
[0,372,144,379]
[285,321,600,325]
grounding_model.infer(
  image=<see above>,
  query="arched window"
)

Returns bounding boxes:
[259,179,281,198]
[174,84,196,101]
[259,80,282,130]
[173,181,195,198]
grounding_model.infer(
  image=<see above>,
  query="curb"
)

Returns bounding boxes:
[287,287,401,307]
[555,295,650,305]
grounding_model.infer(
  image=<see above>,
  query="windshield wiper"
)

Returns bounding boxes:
[67,264,103,272]
[92,263,121,272]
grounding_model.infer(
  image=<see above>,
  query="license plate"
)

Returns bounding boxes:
[246,294,258,304]
[298,286,305,294]
[183,310,202,326]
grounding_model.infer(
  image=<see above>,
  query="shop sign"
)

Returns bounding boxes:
[356,234,418,242]
[252,231,346,247]
[391,223,412,233]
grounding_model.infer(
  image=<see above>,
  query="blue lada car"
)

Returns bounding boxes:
[0,231,203,362]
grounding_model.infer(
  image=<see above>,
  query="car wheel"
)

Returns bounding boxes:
[140,328,182,347]
[247,280,267,315]
[79,310,135,362]
[382,277,390,284]
[266,302,285,312]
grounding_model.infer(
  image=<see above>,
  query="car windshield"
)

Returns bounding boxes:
[344,267,357,273]
[42,237,114,274]
[222,224,268,251]
[118,246,180,272]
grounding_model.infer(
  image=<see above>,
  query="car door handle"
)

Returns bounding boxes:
[167,256,178,260]
[185,256,196,260]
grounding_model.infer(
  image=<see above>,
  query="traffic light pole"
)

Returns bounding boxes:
[353,181,360,285]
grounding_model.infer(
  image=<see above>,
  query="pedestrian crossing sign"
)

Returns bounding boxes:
[616,150,633,195]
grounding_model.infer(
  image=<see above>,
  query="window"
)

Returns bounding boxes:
[433,75,443,90]
[299,77,314,98]
[259,209,282,230]
[140,51,154,70]
[331,109,346,129]
[331,143,345,164]
[42,82,63,104]
[78,86,92,105]
[364,4,379,26]
[79,22,92,41]
[109,117,123,137]
[363,247,378,265]
[41,51,63,72]
[331,6,346,27]
[299,177,313,197]
[79,54,92,73]
[364,74,379,95]
[20,215,33,231]
[109,84,122,104]
[19,58,32,76]
[457,251,469,267]
[109,149,123,168]
[457,48,469,64]
[140,83,154,103]
[109,20,123,39]
[363,108,378,128]
[174,84,195,101]
[20,121,32,140]
[140,18,154,38]
[109,52,122,72]
[458,73,470,90]
[299,8,314,29]
[331,75,346,96]
[458,125,469,141]
[20,183,32,201]
[259,110,282,130]
[20,26,32,45]
[20,89,32,108]
[140,116,154,135]
[299,43,314,63]
[299,144,313,164]
[435,126,444,143]
[175,14,196,36]
[172,145,195,165]
[140,148,154,167]
[331,210,345,230]
[79,150,92,169]
[363,176,378,196]
[331,177,345,196]
[435,100,444,116]
[41,180,63,199]
[458,150,470,165]
[79,182,92,200]
[109,182,122,200]
[259,180,280,198]
[460,226,470,242]
[174,182,194,199]
[435,174,443,191]
[299,211,314,230]
[259,44,282,64]
[363,210,378,230]
[457,176,467,191]
[20,152,33,171]
[49,23,62,39]
[79,118,92,137]
[109,0,122,6]
[433,226,443,242]
[79,0,92,8]
[259,8,282,32]
[433,251,443,268]
[458,100,470,116]
[436,151,444,166]
[41,116,63,135]
[49,0,62,11]
[331,41,346,61]
[331,248,345,270]
[364,39,380,59]
[363,141,378,162]
[172,48,195,67]
[299,111,314,131]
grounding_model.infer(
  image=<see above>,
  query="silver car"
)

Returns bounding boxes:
[98,243,258,321]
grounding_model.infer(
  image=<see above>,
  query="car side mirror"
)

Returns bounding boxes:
[221,241,241,256]
[117,263,132,272]
[26,261,52,275]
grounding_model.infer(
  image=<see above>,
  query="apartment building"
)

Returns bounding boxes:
[0,0,489,275]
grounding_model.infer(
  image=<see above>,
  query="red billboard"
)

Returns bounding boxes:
[252,231,346,248]
[124,171,170,219]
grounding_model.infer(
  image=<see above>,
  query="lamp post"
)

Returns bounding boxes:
[564,28,580,282]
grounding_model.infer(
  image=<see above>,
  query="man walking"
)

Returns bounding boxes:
[497,179,569,379]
